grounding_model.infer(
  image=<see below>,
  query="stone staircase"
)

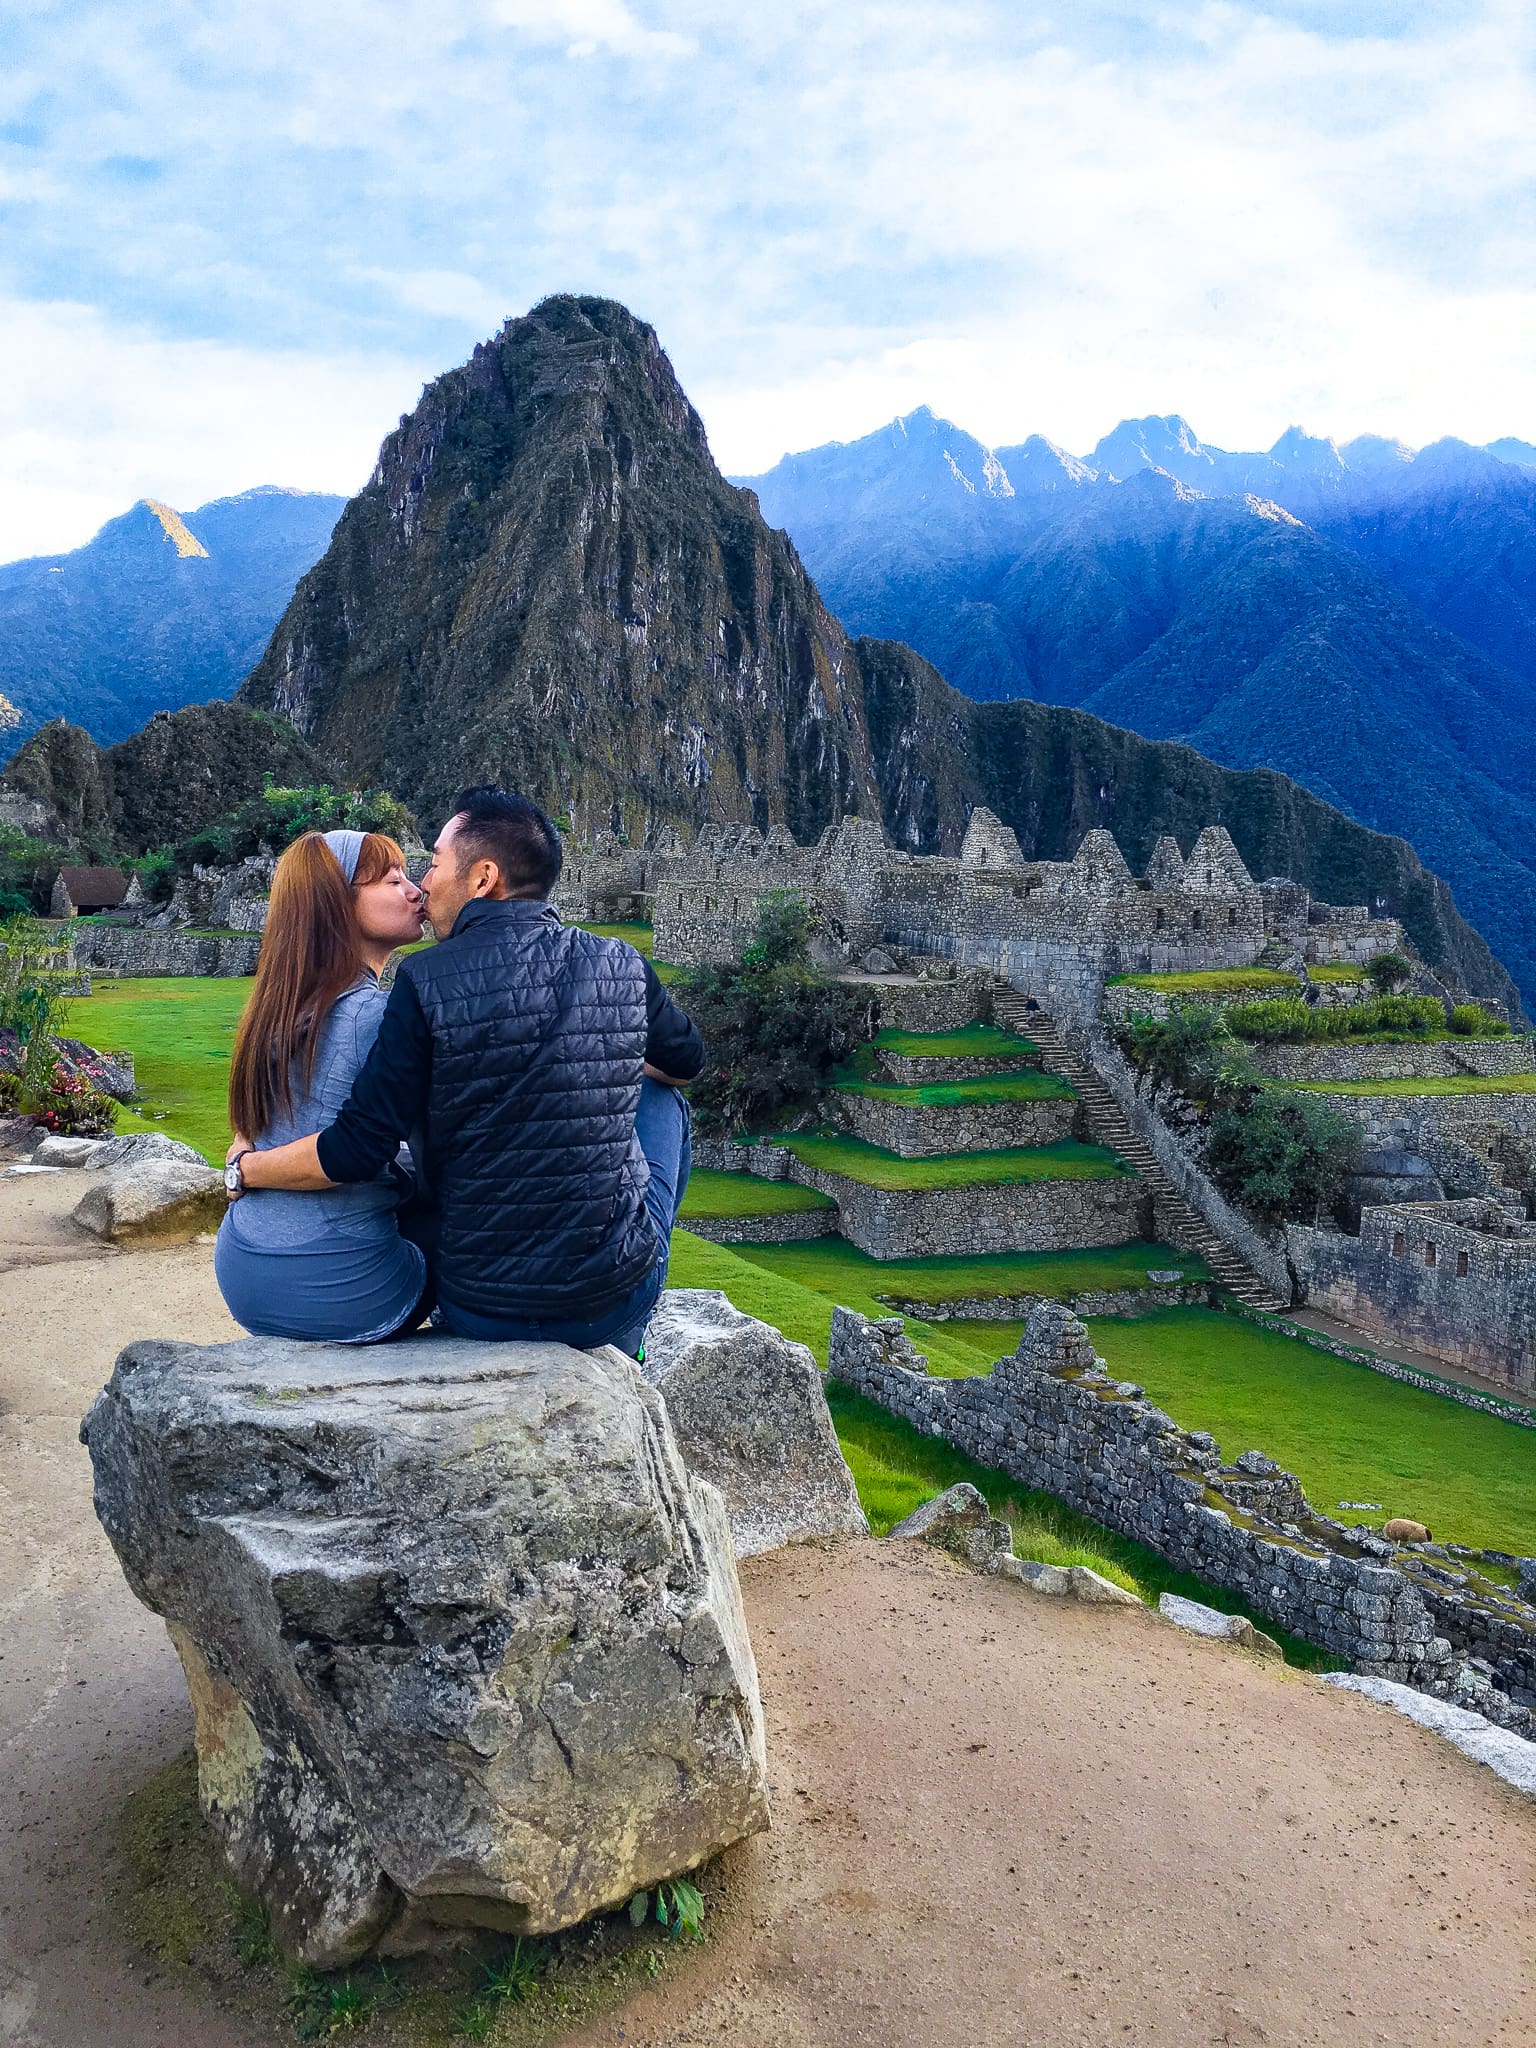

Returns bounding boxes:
[988,987,1291,1312]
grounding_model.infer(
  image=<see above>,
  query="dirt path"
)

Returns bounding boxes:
[1,1170,1532,2048]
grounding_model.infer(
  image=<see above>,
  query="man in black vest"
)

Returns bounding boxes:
[229,787,702,1356]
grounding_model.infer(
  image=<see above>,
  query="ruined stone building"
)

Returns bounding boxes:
[557,809,1405,1022]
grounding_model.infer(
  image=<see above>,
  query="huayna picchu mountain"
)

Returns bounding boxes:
[235,295,1520,1015]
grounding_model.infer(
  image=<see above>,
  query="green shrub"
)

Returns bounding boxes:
[1224,996,1313,1043]
[132,846,178,904]
[677,895,870,1136]
[1228,991,1447,1043]
[1114,1001,1232,1101]
[1449,1002,1510,1037]
[1364,993,1444,1034]
[0,823,71,915]
[171,782,417,875]
[1206,1088,1360,1222]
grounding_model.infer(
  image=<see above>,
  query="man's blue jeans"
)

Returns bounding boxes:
[440,1077,692,1358]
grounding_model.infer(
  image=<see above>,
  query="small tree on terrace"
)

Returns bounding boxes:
[1205,1088,1360,1224]
[1364,951,1412,995]
[1114,1000,1231,1105]
[678,893,869,1136]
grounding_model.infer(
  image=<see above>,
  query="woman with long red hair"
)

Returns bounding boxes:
[215,829,431,1342]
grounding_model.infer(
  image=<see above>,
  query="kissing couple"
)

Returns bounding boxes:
[215,786,700,1358]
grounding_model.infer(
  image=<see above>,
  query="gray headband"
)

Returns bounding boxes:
[323,829,367,883]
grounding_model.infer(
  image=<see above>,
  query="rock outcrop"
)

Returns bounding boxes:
[71,1157,224,1244]
[640,1291,867,1557]
[83,1332,770,1965]
[1159,1592,1283,1659]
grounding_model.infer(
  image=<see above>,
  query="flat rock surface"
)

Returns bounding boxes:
[2,1174,1533,2046]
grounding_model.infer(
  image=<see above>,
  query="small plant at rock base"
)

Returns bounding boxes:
[451,1999,496,2041]
[479,1939,542,2003]
[287,1970,376,2039]
[223,1885,276,1968]
[629,1876,705,1942]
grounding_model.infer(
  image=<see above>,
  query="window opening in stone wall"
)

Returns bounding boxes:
[1155,908,1166,928]
[1456,1250,1469,1276]
[1227,908,1237,926]
[1205,868,1213,884]
[1191,910,1203,930]
[1425,1242,1437,1267]
[1392,1232,1405,1256]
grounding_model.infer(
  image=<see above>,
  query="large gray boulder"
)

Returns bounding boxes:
[641,1291,867,1557]
[71,1157,224,1244]
[82,1333,770,1965]
[34,1130,203,1170]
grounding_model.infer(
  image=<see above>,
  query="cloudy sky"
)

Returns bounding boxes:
[2,0,1533,560]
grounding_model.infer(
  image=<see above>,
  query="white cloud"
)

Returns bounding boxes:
[492,0,695,56]
[0,298,431,559]
[2,0,1535,544]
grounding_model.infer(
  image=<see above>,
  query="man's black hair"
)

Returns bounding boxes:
[449,786,564,898]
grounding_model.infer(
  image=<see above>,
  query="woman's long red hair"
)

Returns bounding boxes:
[229,830,405,1139]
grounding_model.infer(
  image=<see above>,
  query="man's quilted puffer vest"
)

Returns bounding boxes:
[402,897,658,1320]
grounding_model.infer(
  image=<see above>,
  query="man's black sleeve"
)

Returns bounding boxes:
[643,957,705,1081]
[316,973,433,1183]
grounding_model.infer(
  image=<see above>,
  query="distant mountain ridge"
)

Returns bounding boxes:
[736,408,1536,1008]
[0,486,346,748]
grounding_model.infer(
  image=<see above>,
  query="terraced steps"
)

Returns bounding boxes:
[987,989,1291,1312]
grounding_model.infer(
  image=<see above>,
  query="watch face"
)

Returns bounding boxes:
[224,1163,241,1192]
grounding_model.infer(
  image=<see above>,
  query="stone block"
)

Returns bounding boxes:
[640,1290,867,1556]
[81,1332,770,1965]
[71,1158,225,1245]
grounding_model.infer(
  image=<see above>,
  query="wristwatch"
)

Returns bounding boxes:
[224,1149,253,1197]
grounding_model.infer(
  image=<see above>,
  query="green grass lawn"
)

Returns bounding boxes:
[1308,963,1365,983]
[69,978,1534,1583]
[1292,1074,1536,1097]
[774,1131,1130,1188]
[69,975,250,1162]
[835,1069,1076,1104]
[575,921,684,981]
[1108,968,1300,994]
[726,1234,1209,1311]
[871,1022,1039,1059]
[665,1232,1333,1664]
[678,1169,836,1219]
[576,922,653,956]
[1086,1307,1536,1556]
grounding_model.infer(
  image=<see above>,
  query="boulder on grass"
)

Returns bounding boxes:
[82,1332,770,1967]
[887,1482,1012,1571]
[1002,1557,1141,1606]
[641,1290,867,1557]
[71,1158,224,1244]
[1159,1592,1283,1660]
